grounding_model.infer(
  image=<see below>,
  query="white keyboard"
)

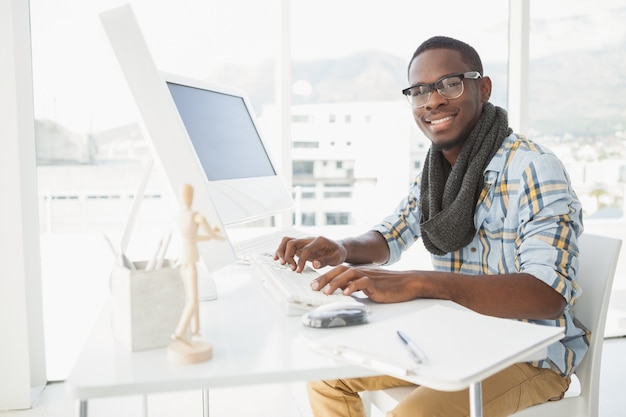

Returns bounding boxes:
[251,252,357,316]
[233,228,310,262]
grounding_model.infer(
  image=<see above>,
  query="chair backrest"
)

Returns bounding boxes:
[566,233,621,414]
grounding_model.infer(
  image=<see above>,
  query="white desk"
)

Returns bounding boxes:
[65,263,562,417]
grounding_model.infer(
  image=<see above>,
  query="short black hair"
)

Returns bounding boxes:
[408,36,483,77]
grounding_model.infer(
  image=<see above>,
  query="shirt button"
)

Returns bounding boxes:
[470,247,477,253]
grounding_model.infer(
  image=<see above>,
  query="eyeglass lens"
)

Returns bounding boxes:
[407,75,464,107]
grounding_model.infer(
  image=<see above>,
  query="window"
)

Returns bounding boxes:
[293,141,320,149]
[299,212,316,226]
[323,183,352,198]
[528,0,625,219]
[291,0,509,228]
[292,160,315,176]
[325,212,351,225]
[293,184,317,199]
[31,0,512,379]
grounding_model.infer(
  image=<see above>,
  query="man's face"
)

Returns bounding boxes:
[408,49,490,159]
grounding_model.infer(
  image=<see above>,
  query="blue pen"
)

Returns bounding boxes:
[397,330,427,364]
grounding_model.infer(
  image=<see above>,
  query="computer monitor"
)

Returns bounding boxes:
[99,4,292,272]
[163,74,294,226]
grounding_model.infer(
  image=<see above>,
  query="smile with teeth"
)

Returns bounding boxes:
[430,115,454,125]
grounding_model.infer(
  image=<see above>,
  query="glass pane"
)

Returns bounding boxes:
[528,0,626,336]
[529,1,625,219]
[30,0,279,379]
[290,0,509,227]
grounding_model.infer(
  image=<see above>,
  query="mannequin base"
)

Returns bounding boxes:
[167,339,213,365]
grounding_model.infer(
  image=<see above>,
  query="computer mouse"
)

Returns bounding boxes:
[311,300,369,313]
[301,301,369,328]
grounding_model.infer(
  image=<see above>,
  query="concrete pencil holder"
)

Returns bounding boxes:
[109,260,186,351]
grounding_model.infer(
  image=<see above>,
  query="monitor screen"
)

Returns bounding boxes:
[166,83,276,181]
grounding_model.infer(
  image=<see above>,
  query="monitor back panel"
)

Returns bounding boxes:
[100,4,236,271]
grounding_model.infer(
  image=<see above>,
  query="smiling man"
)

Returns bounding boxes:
[275,36,586,417]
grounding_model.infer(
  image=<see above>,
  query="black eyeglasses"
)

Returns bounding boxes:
[401,71,482,108]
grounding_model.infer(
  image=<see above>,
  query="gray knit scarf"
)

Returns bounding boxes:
[420,103,512,255]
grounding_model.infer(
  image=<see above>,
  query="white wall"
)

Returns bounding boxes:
[0,0,47,409]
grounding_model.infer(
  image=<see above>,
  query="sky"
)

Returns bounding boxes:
[29,0,625,133]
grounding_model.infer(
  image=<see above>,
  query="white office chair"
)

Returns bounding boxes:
[362,233,622,417]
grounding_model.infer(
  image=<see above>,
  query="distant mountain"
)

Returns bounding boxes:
[211,40,625,138]
[35,119,93,164]
[37,29,626,165]
[36,119,146,165]
[209,50,409,109]
[291,50,408,104]
[529,39,626,136]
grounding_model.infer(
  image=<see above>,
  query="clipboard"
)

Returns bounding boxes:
[303,304,565,391]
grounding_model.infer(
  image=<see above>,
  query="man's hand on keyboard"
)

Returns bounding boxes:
[274,230,402,302]
[274,235,347,273]
[310,265,417,304]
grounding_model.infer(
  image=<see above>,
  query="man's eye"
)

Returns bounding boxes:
[442,78,462,89]
[412,87,430,97]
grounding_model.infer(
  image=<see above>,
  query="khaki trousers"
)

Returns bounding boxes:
[306,363,570,417]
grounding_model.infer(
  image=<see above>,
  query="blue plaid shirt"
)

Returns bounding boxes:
[372,133,587,377]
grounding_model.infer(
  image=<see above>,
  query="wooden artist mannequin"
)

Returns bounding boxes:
[167,183,223,364]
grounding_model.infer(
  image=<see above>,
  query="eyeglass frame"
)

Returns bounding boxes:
[401,71,482,108]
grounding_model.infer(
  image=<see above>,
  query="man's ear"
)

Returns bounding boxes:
[479,76,492,103]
